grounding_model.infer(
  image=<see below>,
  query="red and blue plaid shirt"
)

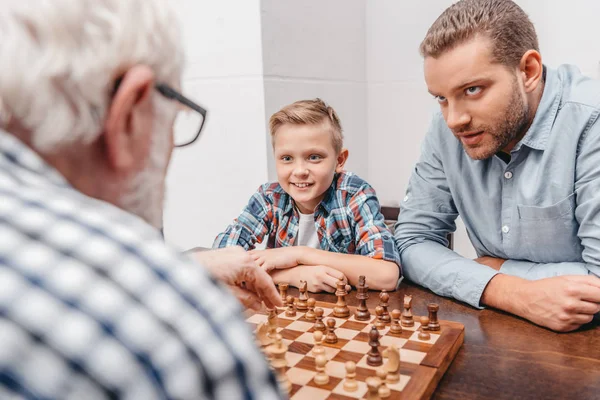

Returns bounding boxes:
[214,172,401,269]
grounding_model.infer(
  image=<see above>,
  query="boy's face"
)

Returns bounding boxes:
[273,122,348,214]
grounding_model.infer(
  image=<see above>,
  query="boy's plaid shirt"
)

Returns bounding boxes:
[214,172,401,269]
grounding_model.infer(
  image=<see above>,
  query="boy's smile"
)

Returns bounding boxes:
[273,122,348,214]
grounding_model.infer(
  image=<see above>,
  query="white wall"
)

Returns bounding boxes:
[164,0,270,250]
[260,0,368,181]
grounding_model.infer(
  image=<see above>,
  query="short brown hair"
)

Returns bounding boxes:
[420,0,539,67]
[269,98,344,153]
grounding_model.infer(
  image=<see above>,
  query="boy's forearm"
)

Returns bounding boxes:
[296,248,399,290]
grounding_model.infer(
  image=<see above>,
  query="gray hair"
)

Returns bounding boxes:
[0,0,184,151]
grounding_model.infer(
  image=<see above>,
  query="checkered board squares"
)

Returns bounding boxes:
[246,301,464,400]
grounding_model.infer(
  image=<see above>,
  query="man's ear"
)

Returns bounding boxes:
[519,50,543,93]
[335,148,349,173]
[103,65,156,174]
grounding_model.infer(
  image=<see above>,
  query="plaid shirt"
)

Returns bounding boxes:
[214,172,401,268]
[0,130,283,400]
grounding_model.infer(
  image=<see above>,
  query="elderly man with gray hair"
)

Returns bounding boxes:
[0,0,283,399]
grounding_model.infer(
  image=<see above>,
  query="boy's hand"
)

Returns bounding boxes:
[249,247,301,272]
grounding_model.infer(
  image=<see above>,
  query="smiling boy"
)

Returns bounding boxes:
[214,99,400,292]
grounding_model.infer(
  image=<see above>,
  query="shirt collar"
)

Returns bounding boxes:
[514,65,562,152]
[0,128,70,188]
[282,173,339,215]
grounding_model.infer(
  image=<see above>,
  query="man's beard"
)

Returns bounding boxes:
[120,98,173,229]
[456,78,530,160]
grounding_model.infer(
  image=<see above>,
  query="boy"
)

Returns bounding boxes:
[214,99,400,292]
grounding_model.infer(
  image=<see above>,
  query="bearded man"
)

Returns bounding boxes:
[395,0,600,332]
[0,0,283,398]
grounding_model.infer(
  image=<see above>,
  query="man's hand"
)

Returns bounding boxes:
[193,247,282,310]
[249,247,302,272]
[474,256,506,271]
[483,274,600,332]
[270,265,351,293]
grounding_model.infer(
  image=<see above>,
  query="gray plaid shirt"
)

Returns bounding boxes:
[0,130,283,400]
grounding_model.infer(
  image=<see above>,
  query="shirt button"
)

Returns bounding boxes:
[504,171,513,179]
[403,195,409,202]
[502,225,510,234]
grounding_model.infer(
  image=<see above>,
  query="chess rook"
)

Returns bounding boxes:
[355,275,371,321]
[366,376,382,400]
[278,282,289,304]
[427,303,441,331]
[333,280,350,318]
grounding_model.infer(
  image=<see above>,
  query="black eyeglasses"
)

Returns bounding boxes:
[113,78,207,148]
[155,83,207,148]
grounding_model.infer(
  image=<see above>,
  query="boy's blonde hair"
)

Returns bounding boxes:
[420,0,538,68]
[269,99,344,153]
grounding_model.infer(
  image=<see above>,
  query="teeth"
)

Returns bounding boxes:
[293,183,310,188]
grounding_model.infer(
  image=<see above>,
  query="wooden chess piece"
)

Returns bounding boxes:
[418,316,431,341]
[285,295,296,317]
[305,298,316,321]
[374,306,386,330]
[377,367,391,398]
[343,361,358,392]
[267,308,278,338]
[266,334,291,395]
[366,376,382,400]
[401,294,414,327]
[296,280,309,311]
[312,330,325,357]
[333,280,350,318]
[278,282,289,304]
[427,303,440,331]
[355,275,371,321]
[383,344,400,384]
[255,322,273,347]
[389,309,402,335]
[367,325,383,366]
[325,318,338,344]
[314,354,329,385]
[314,307,326,332]
[379,290,391,324]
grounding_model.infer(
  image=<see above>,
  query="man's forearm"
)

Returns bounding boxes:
[296,248,399,290]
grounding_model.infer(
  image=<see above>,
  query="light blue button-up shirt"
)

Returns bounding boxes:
[395,65,600,308]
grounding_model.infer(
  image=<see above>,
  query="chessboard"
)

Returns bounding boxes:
[246,299,464,400]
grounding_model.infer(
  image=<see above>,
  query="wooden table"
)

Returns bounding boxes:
[306,280,600,400]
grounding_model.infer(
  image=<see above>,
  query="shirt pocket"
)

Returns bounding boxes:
[516,193,581,262]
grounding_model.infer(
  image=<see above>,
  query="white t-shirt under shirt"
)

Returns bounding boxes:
[296,212,321,249]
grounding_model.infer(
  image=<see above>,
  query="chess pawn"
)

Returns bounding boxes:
[305,298,316,321]
[343,361,358,392]
[374,306,386,330]
[266,334,291,395]
[427,303,441,331]
[389,309,402,335]
[313,354,329,385]
[366,376,382,400]
[379,290,391,324]
[267,308,278,338]
[314,307,326,332]
[333,280,350,318]
[377,367,391,398]
[278,282,289,305]
[285,295,296,317]
[355,275,371,321]
[418,316,431,341]
[401,294,414,327]
[325,318,338,344]
[296,280,309,311]
[367,325,383,366]
[312,330,325,357]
